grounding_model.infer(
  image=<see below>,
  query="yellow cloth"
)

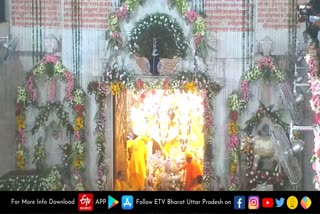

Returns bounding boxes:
[127,136,148,190]
[114,179,131,191]
[181,159,202,191]
[162,121,179,158]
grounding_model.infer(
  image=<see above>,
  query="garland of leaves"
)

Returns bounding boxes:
[15,54,87,191]
[128,13,188,58]
[227,56,286,190]
[108,0,209,58]
[243,103,288,134]
[30,102,69,134]
[88,65,221,190]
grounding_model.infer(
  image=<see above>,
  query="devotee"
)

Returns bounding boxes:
[189,175,204,191]
[127,135,149,190]
[114,170,131,191]
[176,151,202,191]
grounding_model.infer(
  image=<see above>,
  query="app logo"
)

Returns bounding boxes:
[234,196,245,209]
[248,196,260,210]
[275,198,285,208]
[78,193,94,212]
[286,196,298,210]
[121,195,134,210]
[300,196,312,210]
[108,195,119,209]
[262,198,274,208]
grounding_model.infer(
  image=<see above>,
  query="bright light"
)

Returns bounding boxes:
[127,89,205,161]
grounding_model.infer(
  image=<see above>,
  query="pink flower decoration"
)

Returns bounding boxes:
[228,134,239,150]
[42,54,58,64]
[19,128,26,144]
[48,78,56,103]
[240,80,249,102]
[112,32,120,39]
[27,76,37,102]
[74,131,81,141]
[186,10,199,23]
[194,33,203,48]
[116,5,128,18]
[63,71,74,102]
[258,56,274,70]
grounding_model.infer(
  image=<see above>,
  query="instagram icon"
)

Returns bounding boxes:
[248,196,260,210]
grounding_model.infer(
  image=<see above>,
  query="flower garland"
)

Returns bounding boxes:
[128,13,188,58]
[30,102,70,135]
[243,103,288,135]
[307,41,320,190]
[242,136,285,190]
[88,65,221,190]
[227,56,286,190]
[108,0,207,56]
[15,54,87,191]
[32,139,46,170]
[16,87,28,169]
[0,166,64,191]
[59,143,72,168]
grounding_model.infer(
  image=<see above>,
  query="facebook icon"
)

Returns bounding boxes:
[234,196,246,209]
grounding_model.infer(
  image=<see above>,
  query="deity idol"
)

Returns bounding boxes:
[148,34,160,75]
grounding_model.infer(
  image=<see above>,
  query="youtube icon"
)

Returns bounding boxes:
[262,198,274,208]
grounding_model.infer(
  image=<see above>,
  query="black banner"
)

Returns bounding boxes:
[1,191,319,213]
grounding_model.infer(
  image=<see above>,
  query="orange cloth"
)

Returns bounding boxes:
[114,179,131,191]
[189,183,204,191]
[180,159,202,191]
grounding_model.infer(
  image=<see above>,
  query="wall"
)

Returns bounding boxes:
[0,0,315,190]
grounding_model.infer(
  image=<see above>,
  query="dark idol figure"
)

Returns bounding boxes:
[148,35,160,75]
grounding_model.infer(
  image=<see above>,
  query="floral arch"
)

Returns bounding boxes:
[88,0,221,191]
[12,54,87,191]
[227,56,290,190]
[107,0,210,72]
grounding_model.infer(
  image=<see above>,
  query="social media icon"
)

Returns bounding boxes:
[300,196,312,210]
[121,195,133,210]
[262,198,274,208]
[287,196,298,210]
[78,193,94,212]
[248,196,260,210]
[108,195,119,209]
[275,198,285,208]
[234,196,245,209]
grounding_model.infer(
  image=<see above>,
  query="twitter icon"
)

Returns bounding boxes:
[275,198,285,208]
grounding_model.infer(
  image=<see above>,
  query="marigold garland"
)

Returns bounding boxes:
[227,56,286,191]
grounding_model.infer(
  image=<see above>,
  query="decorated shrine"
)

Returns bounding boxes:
[0,0,319,192]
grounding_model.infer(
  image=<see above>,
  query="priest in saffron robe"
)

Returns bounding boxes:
[177,151,202,191]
